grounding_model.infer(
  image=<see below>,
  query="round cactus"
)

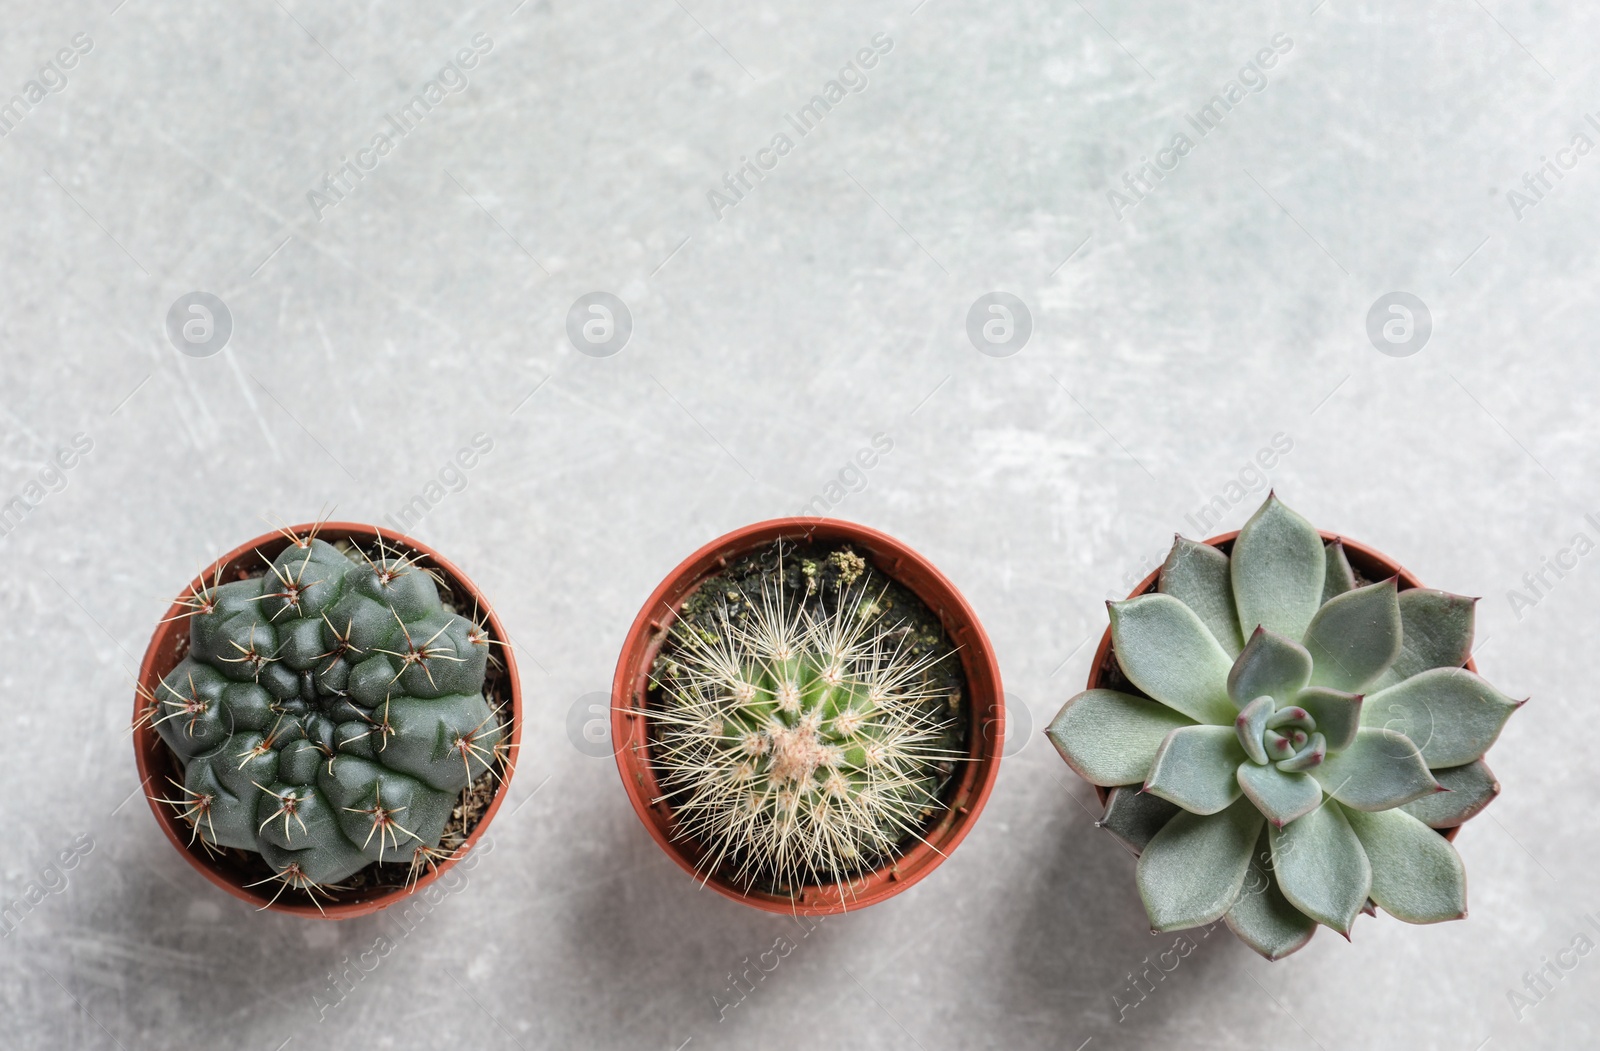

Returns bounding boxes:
[649,549,964,894]
[143,531,507,903]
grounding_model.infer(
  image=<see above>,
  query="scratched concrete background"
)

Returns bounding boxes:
[1,0,1596,1048]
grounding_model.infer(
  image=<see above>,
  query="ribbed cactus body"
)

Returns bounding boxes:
[150,536,503,889]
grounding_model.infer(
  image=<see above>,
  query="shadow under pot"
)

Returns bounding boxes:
[132,522,520,918]
[612,518,1004,914]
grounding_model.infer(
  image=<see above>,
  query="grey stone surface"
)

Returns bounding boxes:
[0,0,1594,1048]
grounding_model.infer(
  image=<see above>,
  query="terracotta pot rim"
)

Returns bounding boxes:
[611,517,1004,915]
[1082,529,1472,843]
[132,522,522,920]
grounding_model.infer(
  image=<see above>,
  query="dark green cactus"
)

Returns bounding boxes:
[144,532,506,903]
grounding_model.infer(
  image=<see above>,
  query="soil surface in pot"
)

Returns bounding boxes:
[647,539,969,897]
[147,535,514,908]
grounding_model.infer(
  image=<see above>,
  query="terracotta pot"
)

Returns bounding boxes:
[612,518,1003,914]
[1082,530,1473,843]
[132,523,521,919]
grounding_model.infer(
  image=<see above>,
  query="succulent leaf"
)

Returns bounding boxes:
[1109,595,1236,725]
[1371,589,1477,690]
[1158,537,1245,658]
[1099,786,1182,852]
[1302,578,1403,692]
[1047,690,1194,787]
[1264,706,1313,732]
[1234,695,1273,765]
[1226,825,1318,959]
[1311,728,1439,811]
[1144,726,1249,814]
[1321,539,1357,603]
[1342,805,1468,923]
[1262,730,1296,761]
[1237,761,1323,827]
[1294,687,1362,751]
[1230,494,1327,642]
[1400,760,1501,828]
[1268,800,1372,934]
[1363,667,1520,768]
[1276,732,1326,774]
[1136,798,1264,932]
[1226,628,1313,710]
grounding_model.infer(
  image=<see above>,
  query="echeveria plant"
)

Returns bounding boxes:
[1048,494,1521,959]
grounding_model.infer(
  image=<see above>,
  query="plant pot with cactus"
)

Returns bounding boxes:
[132,522,519,917]
[1048,494,1521,959]
[612,518,1003,914]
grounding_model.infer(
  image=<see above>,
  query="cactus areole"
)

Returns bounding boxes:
[1049,495,1522,960]
[613,519,1004,913]
[133,523,520,918]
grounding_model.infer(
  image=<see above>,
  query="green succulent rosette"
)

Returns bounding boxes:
[1049,494,1521,959]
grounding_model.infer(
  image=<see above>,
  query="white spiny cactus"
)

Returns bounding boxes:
[650,570,962,895]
